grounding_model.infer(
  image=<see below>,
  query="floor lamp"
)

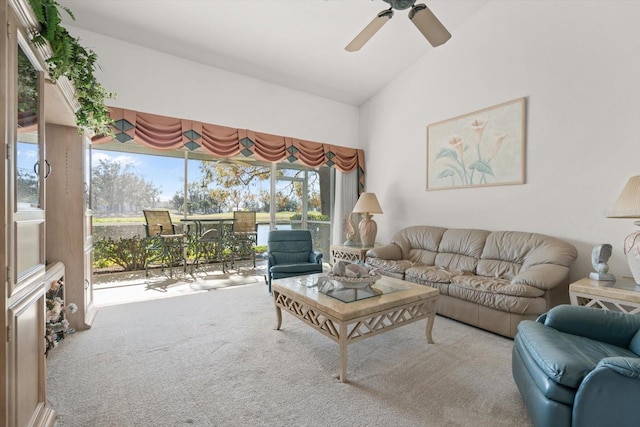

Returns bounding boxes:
[352,192,383,247]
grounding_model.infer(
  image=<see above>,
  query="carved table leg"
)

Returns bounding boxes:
[274,292,282,330]
[339,322,348,382]
[425,299,436,344]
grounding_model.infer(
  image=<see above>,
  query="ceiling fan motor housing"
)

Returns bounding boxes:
[383,0,417,10]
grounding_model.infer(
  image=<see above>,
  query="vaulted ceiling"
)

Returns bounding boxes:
[58,0,488,106]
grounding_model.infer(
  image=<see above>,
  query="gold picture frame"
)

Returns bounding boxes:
[426,97,526,191]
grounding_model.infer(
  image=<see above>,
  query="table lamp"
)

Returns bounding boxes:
[352,192,383,247]
[607,175,640,284]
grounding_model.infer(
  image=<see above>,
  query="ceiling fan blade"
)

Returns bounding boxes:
[345,9,394,52]
[408,4,451,47]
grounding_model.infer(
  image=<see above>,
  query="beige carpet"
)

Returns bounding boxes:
[47,281,533,427]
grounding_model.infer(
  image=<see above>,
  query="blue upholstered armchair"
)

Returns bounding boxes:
[265,230,323,293]
[512,304,640,427]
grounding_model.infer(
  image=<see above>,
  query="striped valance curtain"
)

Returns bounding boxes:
[92,107,365,191]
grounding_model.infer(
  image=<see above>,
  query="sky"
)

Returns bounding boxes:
[92,150,205,202]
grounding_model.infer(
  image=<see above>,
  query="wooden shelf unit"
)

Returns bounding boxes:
[45,124,96,331]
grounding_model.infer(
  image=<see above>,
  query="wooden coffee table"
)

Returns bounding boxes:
[272,274,439,382]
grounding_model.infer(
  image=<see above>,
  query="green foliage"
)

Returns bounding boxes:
[469,160,494,175]
[289,211,329,221]
[93,236,267,272]
[92,158,161,214]
[93,236,147,271]
[16,168,39,205]
[18,49,39,113]
[198,162,270,212]
[435,148,458,160]
[28,0,116,136]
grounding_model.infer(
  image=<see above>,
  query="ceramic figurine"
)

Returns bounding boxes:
[589,244,615,281]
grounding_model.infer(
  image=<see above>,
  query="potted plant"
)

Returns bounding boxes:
[28,0,115,136]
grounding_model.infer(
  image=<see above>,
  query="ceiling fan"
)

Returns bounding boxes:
[345,0,451,52]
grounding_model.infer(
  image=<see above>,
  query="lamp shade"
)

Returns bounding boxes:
[608,176,640,218]
[352,192,383,214]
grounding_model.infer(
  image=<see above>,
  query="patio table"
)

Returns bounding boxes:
[180,218,235,271]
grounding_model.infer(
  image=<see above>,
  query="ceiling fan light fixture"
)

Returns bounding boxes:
[383,0,416,10]
[409,3,452,47]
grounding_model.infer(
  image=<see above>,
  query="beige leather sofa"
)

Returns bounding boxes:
[365,226,578,338]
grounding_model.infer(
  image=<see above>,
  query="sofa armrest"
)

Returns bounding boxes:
[309,251,323,264]
[599,357,640,378]
[267,253,276,270]
[544,305,640,348]
[366,243,402,260]
[573,357,640,426]
[510,264,570,291]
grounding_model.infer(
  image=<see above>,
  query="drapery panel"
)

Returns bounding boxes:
[332,170,360,246]
[92,107,365,182]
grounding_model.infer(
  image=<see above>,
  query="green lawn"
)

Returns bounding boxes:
[93,211,324,224]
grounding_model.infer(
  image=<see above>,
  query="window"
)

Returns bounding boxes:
[91,142,334,256]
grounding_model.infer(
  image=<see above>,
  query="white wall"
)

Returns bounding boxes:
[67,27,359,149]
[71,1,640,281]
[360,1,640,281]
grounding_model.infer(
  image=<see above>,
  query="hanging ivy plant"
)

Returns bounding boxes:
[28,0,116,136]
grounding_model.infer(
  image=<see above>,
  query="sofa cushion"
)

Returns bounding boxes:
[452,275,545,297]
[434,228,489,272]
[270,263,323,276]
[392,226,447,264]
[513,337,577,405]
[516,320,638,389]
[404,266,462,295]
[449,275,547,314]
[405,265,463,281]
[272,251,312,264]
[365,258,413,275]
[406,277,450,295]
[478,231,577,280]
[544,305,640,349]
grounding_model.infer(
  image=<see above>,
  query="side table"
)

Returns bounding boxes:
[330,244,374,265]
[569,276,640,314]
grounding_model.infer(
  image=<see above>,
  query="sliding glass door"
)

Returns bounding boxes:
[90,142,333,262]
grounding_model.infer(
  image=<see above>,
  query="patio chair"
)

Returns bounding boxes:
[230,211,258,269]
[143,209,188,277]
[265,229,323,293]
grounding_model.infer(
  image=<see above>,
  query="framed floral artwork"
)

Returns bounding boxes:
[426,97,526,191]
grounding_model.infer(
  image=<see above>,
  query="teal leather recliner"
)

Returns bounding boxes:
[512,304,640,427]
[265,230,323,293]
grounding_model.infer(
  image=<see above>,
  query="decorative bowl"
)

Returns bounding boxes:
[327,273,381,289]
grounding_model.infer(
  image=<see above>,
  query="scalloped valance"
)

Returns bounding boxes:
[92,107,365,191]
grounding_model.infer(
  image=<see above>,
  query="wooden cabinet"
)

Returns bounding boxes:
[46,124,96,331]
[3,2,56,425]
[2,1,85,424]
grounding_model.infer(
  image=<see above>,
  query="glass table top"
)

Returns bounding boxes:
[314,276,411,303]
